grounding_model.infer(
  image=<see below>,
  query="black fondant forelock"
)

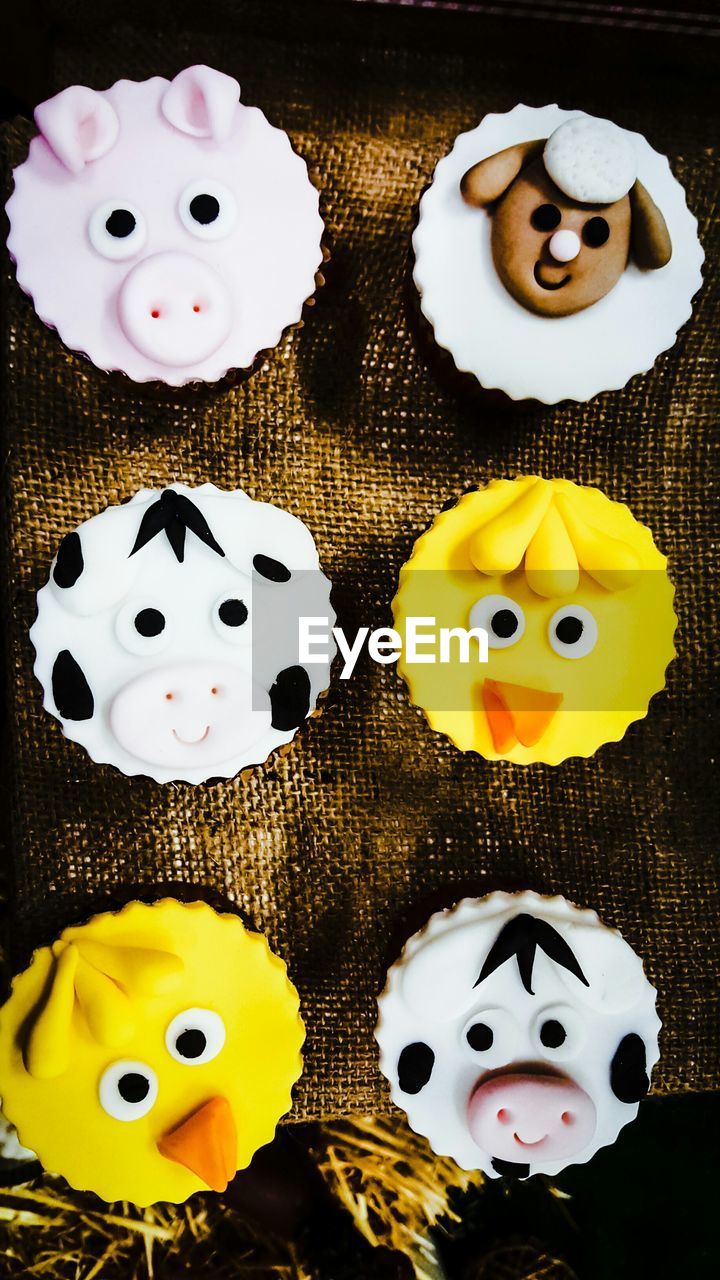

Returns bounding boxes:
[610,1033,649,1104]
[491,1157,531,1179]
[129,490,225,564]
[253,553,292,583]
[474,913,589,996]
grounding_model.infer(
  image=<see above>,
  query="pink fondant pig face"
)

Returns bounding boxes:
[7,67,324,385]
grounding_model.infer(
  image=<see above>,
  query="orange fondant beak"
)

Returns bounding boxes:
[483,679,563,752]
[157,1095,237,1193]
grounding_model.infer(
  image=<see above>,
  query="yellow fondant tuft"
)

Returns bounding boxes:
[25,943,78,1080]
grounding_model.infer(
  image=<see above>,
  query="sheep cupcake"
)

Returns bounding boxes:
[6,66,324,385]
[376,891,660,1179]
[31,483,335,783]
[0,899,304,1204]
[392,476,676,765]
[413,105,703,403]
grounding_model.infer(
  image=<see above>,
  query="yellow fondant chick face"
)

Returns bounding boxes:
[393,477,676,765]
[0,900,304,1206]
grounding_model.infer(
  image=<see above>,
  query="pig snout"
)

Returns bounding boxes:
[467,1072,596,1163]
[118,251,233,367]
[109,661,271,767]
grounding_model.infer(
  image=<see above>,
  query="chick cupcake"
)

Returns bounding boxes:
[7,66,324,385]
[0,899,304,1205]
[31,483,335,783]
[392,476,676,764]
[376,891,660,1179]
[413,105,703,402]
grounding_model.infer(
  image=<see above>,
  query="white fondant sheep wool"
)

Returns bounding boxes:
[30,484,335,784]
[376,891,660,1179]
[544,117,638,204]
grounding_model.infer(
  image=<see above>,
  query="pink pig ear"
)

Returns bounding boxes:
[161,65,240,143]
[34,85,120,175]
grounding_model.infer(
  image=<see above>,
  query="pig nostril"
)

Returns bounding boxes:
[561,1111,574,1125]
[150,309,161,319]
[193,304,201,313]
[497,1109,511,1124]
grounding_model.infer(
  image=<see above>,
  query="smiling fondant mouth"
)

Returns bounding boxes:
[172,726,210,745]
[513,1133,548,1149]
[533,262,571,291]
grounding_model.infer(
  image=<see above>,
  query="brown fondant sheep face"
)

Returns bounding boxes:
[461,128,672,319]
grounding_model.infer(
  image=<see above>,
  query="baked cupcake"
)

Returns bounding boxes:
[392,476,676,765]
[0,899,304,1205]
[376,891,660,1179]
[413,105,703,403]
[31,483,335,783]
[6,66,324,386]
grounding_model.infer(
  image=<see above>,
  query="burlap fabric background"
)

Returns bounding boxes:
[1,1,718,1120]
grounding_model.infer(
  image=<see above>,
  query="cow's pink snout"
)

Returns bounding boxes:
[467,1073,596,1163]
[118,252,233,367]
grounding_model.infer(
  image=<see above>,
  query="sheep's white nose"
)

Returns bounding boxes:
[548,229,581,263]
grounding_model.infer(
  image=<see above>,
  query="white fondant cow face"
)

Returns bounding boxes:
[376,892,660,1179]
[31,484,335,783]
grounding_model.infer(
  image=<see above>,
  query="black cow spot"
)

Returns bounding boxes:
[53,532,84,589]
[269,666,311,731]
[491,1157,530,1179]
[52,650,94,721]
[610,1033,649,1103]
[397,1042,434,1094]
[253,554,291,583]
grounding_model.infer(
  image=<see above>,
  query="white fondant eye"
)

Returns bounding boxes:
[115,600,173,655]
[88,201,147,260]
[532,1005,587,1061]
[212,594,251,645]
[462,1008,520,1061]
[548,605,597,659]
[99,1060,158,1120]
[178,181,238,241]
[469,595,525,649]
[166,1008,226,1065]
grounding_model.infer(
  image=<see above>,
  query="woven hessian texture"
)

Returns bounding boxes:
[1,1,718,1117]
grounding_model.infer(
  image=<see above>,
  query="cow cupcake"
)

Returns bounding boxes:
[392,476,676,765]
[376,891,660,1179]
[31,484,335,783]
[413,105,703,402]
[7,66,324,385]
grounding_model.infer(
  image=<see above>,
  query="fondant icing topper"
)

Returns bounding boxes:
[413,104,703,402]
[31,483,335,783]
[376,891,660,1179]
[461,116,671,318]
[7,66,324,385]
[392,476,676,765]
[0,899,304,1205]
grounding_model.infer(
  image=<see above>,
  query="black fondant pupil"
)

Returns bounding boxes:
[253,554,292,583]
[189,194,221,225]
[531,203,562,232]
[555,616,584,646]
[466,1022,494,1052]
[540,1019,567,1048]
[491,609,518,639]
[134,607,166,638]
[118,1072,151,1103]
[218,598,249,627]
[105,208,136,239]
[176,1028,208,1059]
[583,216,610,248]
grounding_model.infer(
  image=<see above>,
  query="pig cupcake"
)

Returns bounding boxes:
[31,483,335,783]
[376,891,660,1179]
[6,66,324,386]
[413,105,703,403]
